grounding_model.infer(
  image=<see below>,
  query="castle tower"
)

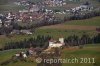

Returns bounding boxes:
[59,37,64,44]
[49,39,54,47]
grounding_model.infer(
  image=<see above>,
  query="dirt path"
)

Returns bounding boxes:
[39,24,99,30]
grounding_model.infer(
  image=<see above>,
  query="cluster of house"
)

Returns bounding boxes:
[44,0,66,7]
[0,13,15,27]
[14,0,67,7]
[45,4,94,15]
[0,0,59,35]
[11,30,32,35]
[0,0,58,27]
[14,47,43,59]
[70,4,94,13]
[0,12,36,35]
[14,0,81,7]
[1,5,91,28]
[14,0,34,6]
[0,0,98,36]
[13,0,94,16]
[0,11,48,26]
[14,52,27,59]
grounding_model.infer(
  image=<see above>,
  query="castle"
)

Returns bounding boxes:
[49,37,65,48]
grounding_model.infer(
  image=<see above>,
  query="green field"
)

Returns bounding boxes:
[65,17,100,26]
[62,44,100,66]
[0,44,100,66]
[35,29,97,38]
[0,49,37,66]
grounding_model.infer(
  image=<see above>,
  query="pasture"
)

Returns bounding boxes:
[62,44,100,66]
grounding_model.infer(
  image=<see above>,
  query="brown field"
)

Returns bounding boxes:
[39,24,98,30]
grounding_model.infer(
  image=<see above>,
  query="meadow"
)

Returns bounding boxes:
[65,17,100,26]
[62,44,100,66]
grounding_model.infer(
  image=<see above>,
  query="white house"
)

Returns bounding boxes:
[0,19,2,27]
[49,37,65,48]
[71,5,93,12]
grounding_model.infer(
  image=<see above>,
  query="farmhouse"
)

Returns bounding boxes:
[49,37,65,48]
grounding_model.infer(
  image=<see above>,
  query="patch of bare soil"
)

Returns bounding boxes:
[39,24,98,30]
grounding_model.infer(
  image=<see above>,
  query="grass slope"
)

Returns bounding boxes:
[62,44,100,66]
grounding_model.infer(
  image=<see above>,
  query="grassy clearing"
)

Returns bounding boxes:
[0,49,25,63]
[6,62,37,66]
[35,29,97,38]
[61,44,100,66]
[0,49,37,66]
[65,17,100,26]
[39,24,98,30]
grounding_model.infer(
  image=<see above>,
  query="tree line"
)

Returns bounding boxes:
[1,33,100,51]
[2,35,51,51]
[64,33,100,46]
[69,11,100,20]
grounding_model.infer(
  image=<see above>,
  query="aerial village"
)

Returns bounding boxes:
[0,0,100,66]
[0,0,100,35]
